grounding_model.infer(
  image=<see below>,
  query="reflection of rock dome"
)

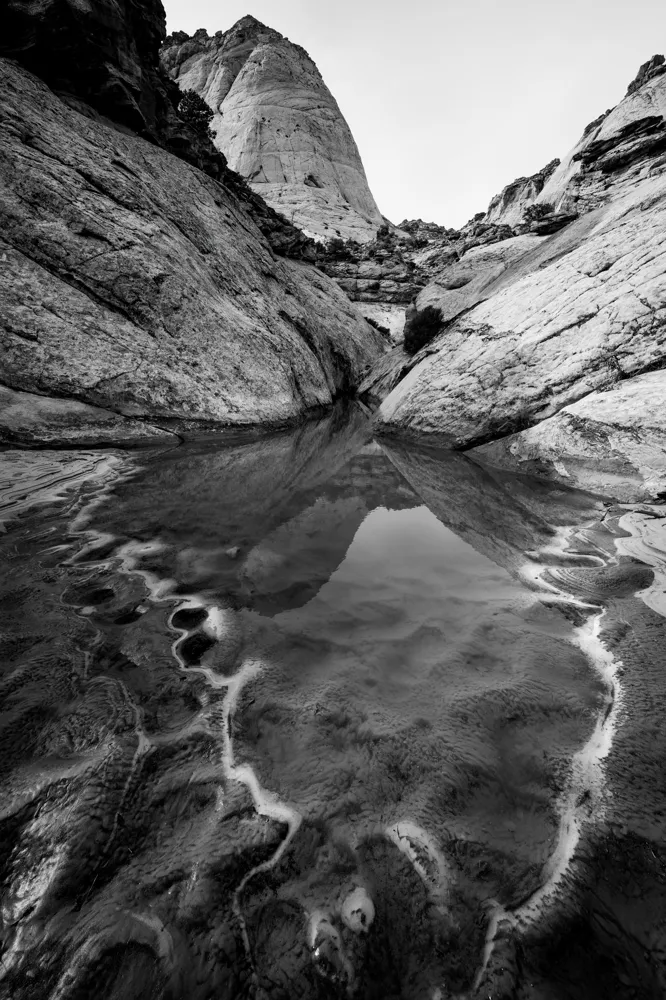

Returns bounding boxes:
[240,497,369,615]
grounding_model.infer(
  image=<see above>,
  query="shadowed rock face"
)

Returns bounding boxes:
[161,17,385,244]
[0,0,225,178]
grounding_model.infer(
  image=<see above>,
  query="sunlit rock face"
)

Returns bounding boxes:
[161,17,385,243]
[376,59,666,456]
[537,54,666,215]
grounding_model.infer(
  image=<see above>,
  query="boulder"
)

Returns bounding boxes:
[0,59,385,441]
[161,18,385,243]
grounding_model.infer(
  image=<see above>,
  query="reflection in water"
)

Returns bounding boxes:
[0,406,665,999]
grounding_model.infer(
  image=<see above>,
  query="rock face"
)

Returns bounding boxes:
[1,0,328,262]
[161,18,385,244]
[484,158,560,227]
[375,58,666,471]
[0,16,385,445]
[474,370,666,502]
[1,0,224,182]
[536,58,666,217]
[0,386,179,448]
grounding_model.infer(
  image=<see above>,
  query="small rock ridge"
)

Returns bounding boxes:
[626,53,665,96]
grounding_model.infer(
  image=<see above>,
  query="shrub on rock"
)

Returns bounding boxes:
[523,202,554,223]
[178,89,214,137]
[403,305,443,355]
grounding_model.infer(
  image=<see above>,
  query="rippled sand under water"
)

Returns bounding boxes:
[1,408,665,999]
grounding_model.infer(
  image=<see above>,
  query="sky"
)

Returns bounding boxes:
[163,0,666,228]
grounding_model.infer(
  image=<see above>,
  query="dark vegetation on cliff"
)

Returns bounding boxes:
[403,306,444,355]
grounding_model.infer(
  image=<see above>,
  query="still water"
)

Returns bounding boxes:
[1,406,665,999]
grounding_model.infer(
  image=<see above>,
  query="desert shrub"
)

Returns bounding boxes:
[320,237,359,262]
[523,202,554,223]
[403,305,443,355]
[177,89,214,137]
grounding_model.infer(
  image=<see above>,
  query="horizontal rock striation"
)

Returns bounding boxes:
[0,57,385,445]
[161,18,385,244]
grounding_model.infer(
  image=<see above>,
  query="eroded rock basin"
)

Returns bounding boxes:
[1,406,665,999]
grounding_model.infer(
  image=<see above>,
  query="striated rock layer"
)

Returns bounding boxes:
[375,56,666,495]
[161,17,385,244]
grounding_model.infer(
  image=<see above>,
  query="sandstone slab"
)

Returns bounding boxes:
[377,173,666,446]
[0,386,178,448]
[474,370,666,502]
[0,59,385,441]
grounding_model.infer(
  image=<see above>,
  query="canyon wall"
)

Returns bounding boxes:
[0,2,385,446]
[373,58,666,499]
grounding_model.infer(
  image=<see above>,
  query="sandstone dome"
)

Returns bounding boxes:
[161,16,386,243]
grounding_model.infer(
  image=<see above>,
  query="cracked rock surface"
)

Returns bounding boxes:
[0,59,385,445]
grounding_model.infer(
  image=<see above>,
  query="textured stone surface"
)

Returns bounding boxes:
[0,0,324,261]
[376,65,666,449]
[537,58,666,216]
[474,370,666,502]
[161,18,384,243]
[0,386,178,448]
[1,0,225,182]
[0,59,385,440]
[320,219,521,344]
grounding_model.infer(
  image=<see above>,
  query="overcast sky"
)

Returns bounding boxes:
[163,0,665,227]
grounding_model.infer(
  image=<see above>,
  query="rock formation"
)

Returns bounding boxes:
[484,158,560,227]
[0,3,385,446]
[373,56,666,499]
[473,370,666,502]
[319,218,519,341]
[161,18,385,243]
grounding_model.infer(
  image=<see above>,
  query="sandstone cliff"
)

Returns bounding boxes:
[161,17,385,243]
[0,3,385,447]
[374,57,666,500]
